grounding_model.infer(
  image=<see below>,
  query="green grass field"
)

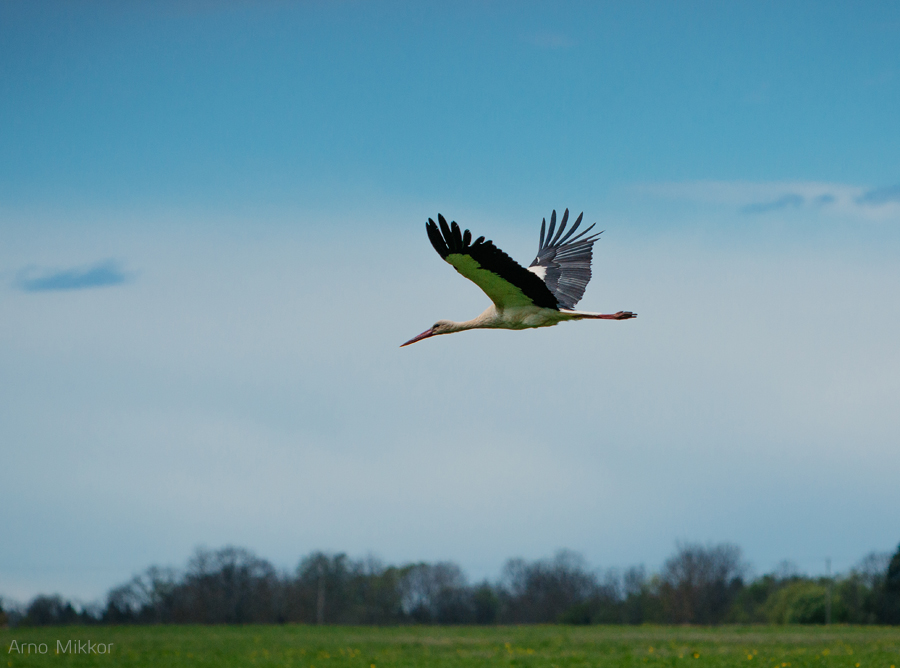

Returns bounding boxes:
[4,625,899,668]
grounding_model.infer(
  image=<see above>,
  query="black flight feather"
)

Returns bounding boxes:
[425,216,560,310]
[529,208,602,310]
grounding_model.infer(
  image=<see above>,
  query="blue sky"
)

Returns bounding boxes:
[2,1,899,602]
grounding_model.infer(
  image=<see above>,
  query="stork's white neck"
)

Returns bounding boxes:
[447,306,501,332]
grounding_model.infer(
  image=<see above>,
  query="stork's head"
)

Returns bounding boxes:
[400,320,454,347]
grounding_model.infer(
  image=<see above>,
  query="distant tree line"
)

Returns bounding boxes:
[4,542,900,627]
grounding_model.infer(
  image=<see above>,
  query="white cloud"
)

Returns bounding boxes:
[637,180,900,221]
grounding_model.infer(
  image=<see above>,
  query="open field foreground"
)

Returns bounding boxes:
[3,625,900,668]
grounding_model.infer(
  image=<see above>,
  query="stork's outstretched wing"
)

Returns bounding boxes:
[528,209,601,310]
[426,215,559,310]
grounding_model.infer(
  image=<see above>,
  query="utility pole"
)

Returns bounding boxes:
[825,558,832,625]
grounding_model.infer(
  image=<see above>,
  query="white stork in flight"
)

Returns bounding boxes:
[401,209,636,347]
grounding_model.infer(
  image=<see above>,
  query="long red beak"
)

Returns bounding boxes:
[400,328,435,347]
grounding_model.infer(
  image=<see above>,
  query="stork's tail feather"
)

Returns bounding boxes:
[563,310,637,320]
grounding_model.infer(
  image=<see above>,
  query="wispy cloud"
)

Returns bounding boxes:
[741,193,803,214]
[856,184,900,206]
[639,181,900,221]
[15,260,131,292]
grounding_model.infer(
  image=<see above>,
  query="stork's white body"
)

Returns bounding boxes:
[444,305,611,333]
